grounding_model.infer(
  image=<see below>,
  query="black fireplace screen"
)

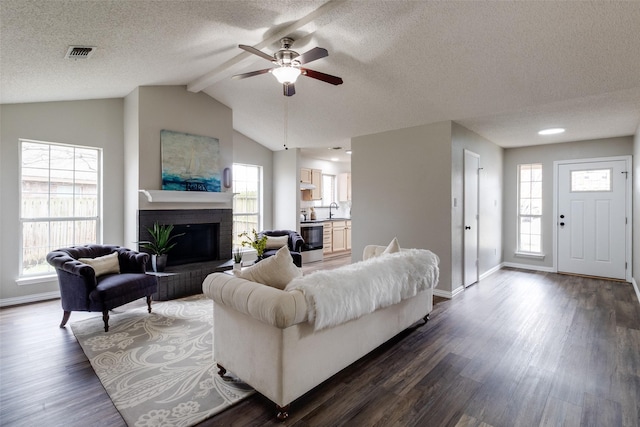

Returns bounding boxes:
[167,223,219,266]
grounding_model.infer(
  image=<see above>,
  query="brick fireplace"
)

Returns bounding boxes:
[138,208,233,299]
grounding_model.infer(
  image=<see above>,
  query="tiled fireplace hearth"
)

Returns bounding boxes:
[138,209,233,300]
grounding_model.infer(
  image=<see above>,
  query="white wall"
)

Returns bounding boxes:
[451,123,503,290]
[273,148,300,230]
[0,86,235,305]
[124,88,140,250]
[125,86,234,246]
[0,99,124,303]
[503,136,633,270]
[352,121,453,293]
[633,125,640,293]
[233,130,274,230]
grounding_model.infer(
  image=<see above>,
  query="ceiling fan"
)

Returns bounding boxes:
[232,37,343,96]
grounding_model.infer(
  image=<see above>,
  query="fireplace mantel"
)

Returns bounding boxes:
[139,189,235,204]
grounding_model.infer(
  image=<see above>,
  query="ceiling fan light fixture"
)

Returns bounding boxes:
[272,66,301,84]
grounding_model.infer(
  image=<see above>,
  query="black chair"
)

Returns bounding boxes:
[258,230,304,267]
[46,244,158,332]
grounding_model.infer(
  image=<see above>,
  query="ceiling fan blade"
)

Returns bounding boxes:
[238,44,275,62]
[283,83,296,97]
[232,68,273,80]
[301,68,343,85]
[297,47,328,64]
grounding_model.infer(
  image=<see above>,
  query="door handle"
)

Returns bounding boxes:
[465,226,471,230]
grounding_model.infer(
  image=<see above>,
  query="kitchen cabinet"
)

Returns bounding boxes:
[339,173,351,202]
[300,168,312,184]
[311,169,322,200]
[323,221,332,254]
[300,168,322,201]
[323,220,351,254]
[332,221,347,252]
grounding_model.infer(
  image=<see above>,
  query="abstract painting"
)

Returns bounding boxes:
[161,129,221,192]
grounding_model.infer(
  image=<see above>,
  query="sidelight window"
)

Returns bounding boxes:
[517,163,542,254]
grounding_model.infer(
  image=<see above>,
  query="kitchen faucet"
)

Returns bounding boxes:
[329,202,339,219]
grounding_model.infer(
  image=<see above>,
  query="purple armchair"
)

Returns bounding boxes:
[258,230,304,267]
[46,244,158,332]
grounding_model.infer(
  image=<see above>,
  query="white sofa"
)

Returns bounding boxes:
[202,245,439,420]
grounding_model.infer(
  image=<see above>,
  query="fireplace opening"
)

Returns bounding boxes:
[167,223,219,266]
[138,209,232,268]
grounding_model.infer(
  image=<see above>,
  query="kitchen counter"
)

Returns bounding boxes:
[301,218,350,224]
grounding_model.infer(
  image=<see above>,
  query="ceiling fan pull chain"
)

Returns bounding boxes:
[283,97,289,150]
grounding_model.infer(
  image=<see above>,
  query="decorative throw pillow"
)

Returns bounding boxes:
[382,237,401,255]
[265,235,289,250]
[79,251,120,277]
[236,246,301,290]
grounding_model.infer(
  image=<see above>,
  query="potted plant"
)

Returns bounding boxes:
[238,229,268,261]
[138,222,184,272]
[233,248,243,271]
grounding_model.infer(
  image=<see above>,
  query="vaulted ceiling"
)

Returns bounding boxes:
[2,0,639,162]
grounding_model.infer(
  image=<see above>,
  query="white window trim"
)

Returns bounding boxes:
[19,139,103,279]
[516,163,543,255]
[16,274,57,286]
[232,163,263,247]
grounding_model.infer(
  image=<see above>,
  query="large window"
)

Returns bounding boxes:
[20,140,101,277]
[517,163,542,254]
[232,163,262,248]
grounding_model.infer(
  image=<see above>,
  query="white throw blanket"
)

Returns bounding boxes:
[285,249,439,331]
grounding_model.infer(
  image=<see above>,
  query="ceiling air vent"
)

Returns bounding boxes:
[65,46,96,60]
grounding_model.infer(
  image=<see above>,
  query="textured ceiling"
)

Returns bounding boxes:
[1,0,639,162]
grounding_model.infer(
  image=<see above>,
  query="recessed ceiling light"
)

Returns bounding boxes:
[346,150,352,155]
[331,157,339,162]
[538,128,565,135]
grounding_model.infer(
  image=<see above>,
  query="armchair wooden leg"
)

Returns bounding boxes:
[146,295,152,313]
[276,404,290,421]
[60,311,71,328]
[102,310,110,332]
[217,364,226,377]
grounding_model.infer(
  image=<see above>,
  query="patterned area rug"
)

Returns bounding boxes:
[71,295,253,427]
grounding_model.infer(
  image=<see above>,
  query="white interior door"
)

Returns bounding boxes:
[464,150,479,287]
[557,159,627,280]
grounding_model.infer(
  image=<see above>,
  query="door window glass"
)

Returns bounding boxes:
[571,169,611,192]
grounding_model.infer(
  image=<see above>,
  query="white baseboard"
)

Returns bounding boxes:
[632,277,640,307]
[502,262,556,273]
[480,264,503,280]
[433,288,452,299]
[0,290,60,307]
[434,264,503,299]
[433,285,465,299]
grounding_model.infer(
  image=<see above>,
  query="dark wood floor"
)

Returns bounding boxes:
[1,260,639,426]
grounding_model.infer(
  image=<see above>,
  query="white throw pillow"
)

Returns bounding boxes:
[79,251,120,277]
[265,235,289,249]
[236,246,302,290]
[382,237,401,255]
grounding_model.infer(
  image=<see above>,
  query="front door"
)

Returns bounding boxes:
[557,158,628,280]
[464,150,479,287]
